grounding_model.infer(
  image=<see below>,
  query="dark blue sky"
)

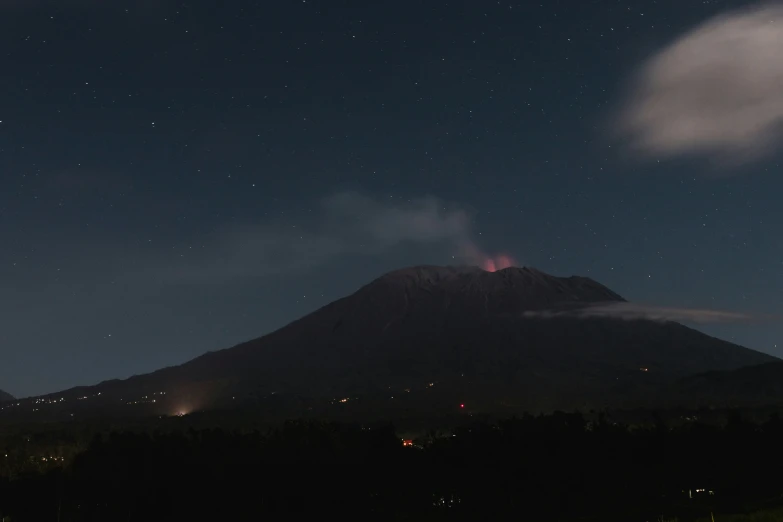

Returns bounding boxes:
[1,0,781,398]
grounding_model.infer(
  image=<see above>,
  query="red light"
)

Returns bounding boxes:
[460,403,464,409]
[481,254,517,272]
[482,258,497,272]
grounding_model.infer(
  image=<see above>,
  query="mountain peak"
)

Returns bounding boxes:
[364,264,625,311]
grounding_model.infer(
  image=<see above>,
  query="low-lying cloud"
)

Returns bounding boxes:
[617,3,783,165]
[524,302,760,324]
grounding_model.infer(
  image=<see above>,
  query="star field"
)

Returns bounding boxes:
[0,0,781,397]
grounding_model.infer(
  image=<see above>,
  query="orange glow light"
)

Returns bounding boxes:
[481,254,516,272]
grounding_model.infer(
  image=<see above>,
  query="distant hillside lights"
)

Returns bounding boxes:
[36,456,64,463]
[432,493,461,508]
[1,392,107,413]
[685,488,715,498]
[34,397,65,405]
[330,381,441,405]
[125,391,166,406]
[327,381,443,406]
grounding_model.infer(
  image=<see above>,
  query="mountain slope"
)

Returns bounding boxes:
[673,361,783,407]
[1,266,776,422]
[174,265,770,389]
[0,390,14,403]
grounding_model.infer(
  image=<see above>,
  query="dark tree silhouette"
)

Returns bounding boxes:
[1,412,782,521]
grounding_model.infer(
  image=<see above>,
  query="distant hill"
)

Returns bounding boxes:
[0,265,776,424]
[0,390,14,403]
[672,361,783,408]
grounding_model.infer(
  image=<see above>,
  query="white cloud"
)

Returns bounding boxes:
[524,302,760,324]
[617,3,783,164]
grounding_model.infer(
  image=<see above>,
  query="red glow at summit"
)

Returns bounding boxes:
[481,254,515,272]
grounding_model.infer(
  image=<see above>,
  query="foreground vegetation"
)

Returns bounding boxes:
[1,411,783,521]
[693,508,783,521]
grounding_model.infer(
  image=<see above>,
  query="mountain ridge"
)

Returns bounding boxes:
[0,265,777,423]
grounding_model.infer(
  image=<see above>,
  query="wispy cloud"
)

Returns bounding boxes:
[170,191,487,284]
[617,3,783,165]
[523,302,762,324]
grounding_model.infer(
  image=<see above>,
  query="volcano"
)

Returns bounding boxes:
[1,265,777,423]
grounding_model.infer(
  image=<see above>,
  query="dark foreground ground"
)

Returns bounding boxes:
[1,410,783,521]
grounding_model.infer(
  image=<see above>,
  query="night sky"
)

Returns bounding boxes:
[2,0,781,398]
